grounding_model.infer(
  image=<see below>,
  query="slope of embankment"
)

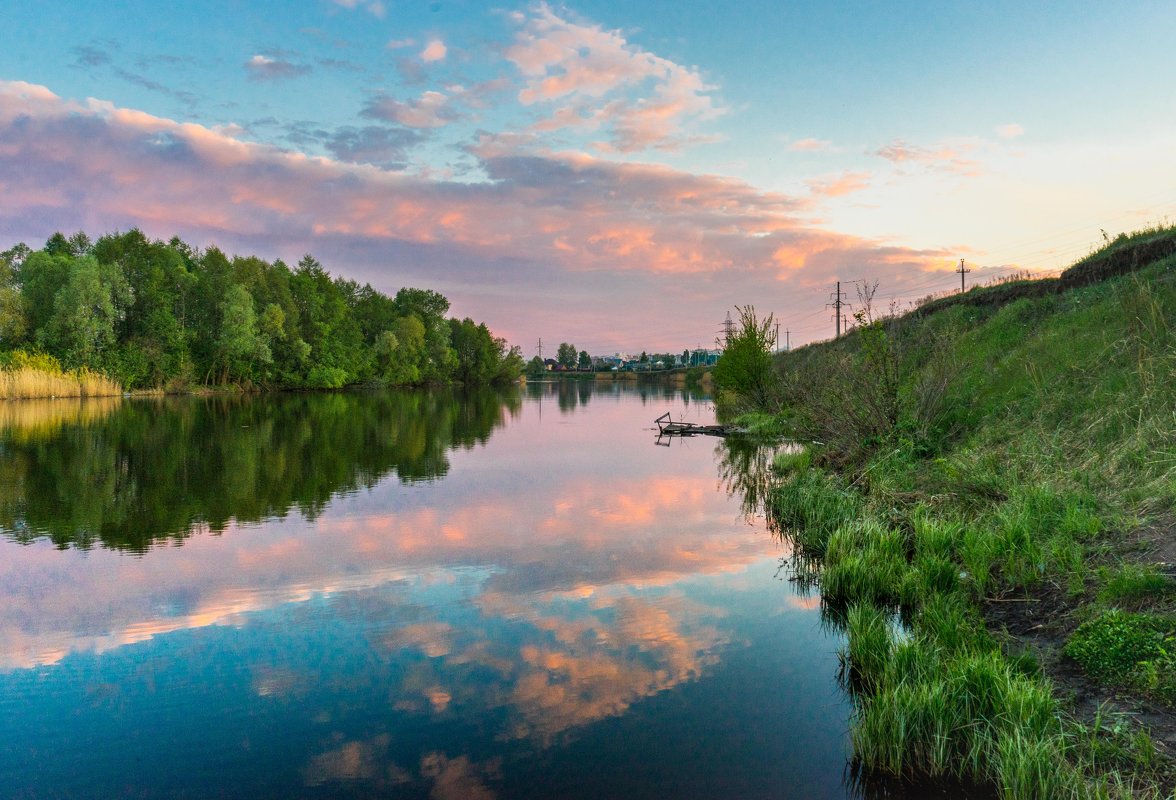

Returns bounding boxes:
[753,226,1176,797]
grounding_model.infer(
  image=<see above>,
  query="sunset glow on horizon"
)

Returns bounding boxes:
[2,0,1174,353]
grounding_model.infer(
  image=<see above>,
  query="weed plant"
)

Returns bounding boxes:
[1065,611,1176,702]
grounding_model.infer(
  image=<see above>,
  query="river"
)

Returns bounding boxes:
[0,382,854,799]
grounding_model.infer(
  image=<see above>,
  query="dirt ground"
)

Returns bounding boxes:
[982,515,1176,774]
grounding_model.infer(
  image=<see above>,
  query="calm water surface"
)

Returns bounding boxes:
[0,383,853,799]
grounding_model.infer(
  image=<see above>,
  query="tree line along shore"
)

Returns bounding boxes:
[713,225,1176,798]
[0,230,523,398]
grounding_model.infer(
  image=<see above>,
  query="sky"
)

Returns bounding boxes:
[1,0,1174,353]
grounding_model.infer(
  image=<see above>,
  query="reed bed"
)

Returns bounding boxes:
[0,366,122,399]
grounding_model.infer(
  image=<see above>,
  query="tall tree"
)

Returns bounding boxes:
[213,284,271,384]
[41,256,131,371]
[556,342,577,368]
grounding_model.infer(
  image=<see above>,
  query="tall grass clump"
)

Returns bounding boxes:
[843,603,894,695]
[852,646,1079,797]
[0,351,121,399]
[768,468,862,557]
[822,520,907,607]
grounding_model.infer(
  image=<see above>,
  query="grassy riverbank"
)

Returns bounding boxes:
[731,226,1176,797]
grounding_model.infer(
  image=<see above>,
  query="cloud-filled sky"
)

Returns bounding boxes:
[1,0,1174,351]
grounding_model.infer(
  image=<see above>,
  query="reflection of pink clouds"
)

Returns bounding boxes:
[382,622,455,659]
[788,594,822,611]
[0,466,770,670]
[416,591,731,746]
[421,752,498,800]
[302,734,413,788]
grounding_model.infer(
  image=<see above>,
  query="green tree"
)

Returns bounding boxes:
[578,350,591,370]
[387,314,426,385]
[712,305,780,409]
[556,342,577,368]
[0,251,26,345]
[392,287,455,382]
[41,256,131,371]
[213,284,271,384]
[19,250,72,337]
[92,229,193,387]
[526,355,546,379]
[290,255,363,385]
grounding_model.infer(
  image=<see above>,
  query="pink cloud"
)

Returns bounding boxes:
[788,138,833,152]
[806,171,871,197]
[505,3,722,153]
[0,81,953,352]
[244,54,311,81]
[420,39,447,62]
[362,90,459,128]
[873,137,983,176]
[996,122,1025,139]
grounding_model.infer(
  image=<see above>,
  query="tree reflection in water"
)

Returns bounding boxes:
[0,388,521,552]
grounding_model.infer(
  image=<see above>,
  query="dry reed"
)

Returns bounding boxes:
[0,367,122,400]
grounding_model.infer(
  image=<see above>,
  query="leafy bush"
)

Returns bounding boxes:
[1064,610,1174,689]
[306,365,348,389]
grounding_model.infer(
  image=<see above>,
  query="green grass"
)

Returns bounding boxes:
[754,228,1176,796]
[768,468,862,557]
[1098,564,1175,606]
[822,520,907,607]
[843,604,893,695]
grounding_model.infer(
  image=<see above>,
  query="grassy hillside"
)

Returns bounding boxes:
[749,226,1176,797]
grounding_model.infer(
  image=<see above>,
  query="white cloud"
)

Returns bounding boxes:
[245,54,311,81]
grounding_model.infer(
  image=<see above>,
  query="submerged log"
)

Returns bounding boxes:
[654,412,739,437]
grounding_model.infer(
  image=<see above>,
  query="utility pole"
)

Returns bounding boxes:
[537,337,543,361]
[785,329,790,351]
[956,258,970,293]
[835,281,841,337]
[827,281,850,338]
[775,322,780,352]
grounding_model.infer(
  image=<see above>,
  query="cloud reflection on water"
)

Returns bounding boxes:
[0,388,843,798]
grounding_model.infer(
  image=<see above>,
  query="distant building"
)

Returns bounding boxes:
[688,348,721,367]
